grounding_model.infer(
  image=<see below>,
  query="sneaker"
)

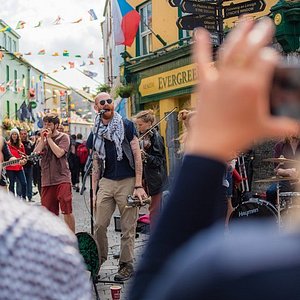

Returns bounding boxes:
[114,263,133,281]
[75,187,80,193]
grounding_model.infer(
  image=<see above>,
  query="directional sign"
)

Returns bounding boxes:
[168,0,181,7]
[180,0,217,17]
[177,15,218,31]
[224,0,266,19]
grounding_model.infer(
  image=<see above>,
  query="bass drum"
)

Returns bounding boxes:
[229,198,278,224]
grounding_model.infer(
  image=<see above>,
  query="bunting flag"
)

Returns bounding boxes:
[88,9,98,21]
[53,16,62,25]
[88,51,94,58]
[15,21,26,30]
[72,18,82,23]
[99,57,105,63]
[83,70,98,78]
[68,62,75,68]
[89,60,94,65]
[61,65,67,70]
[75,54,81,58]
[52,52,59,56]
[34,21,42,28]
[112,0,141,46]
[14,9,98,31]
[63,50,69,57]
[38,49,46,55]
[0,26,11,32]
[80,61,86,67]
[13,52,23,58]
[24,52,32,55]
[0,51,3,62]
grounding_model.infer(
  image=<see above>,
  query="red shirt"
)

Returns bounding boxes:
[5,142,25,171]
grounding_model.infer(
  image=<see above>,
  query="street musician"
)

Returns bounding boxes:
[266,135,300,205]
[134,109,167,227]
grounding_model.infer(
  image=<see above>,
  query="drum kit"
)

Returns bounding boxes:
[230,157,300,229]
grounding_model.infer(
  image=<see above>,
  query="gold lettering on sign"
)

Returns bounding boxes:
[139,64,198,97]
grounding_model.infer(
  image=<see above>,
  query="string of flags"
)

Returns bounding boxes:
[0,9,98,32]
[0,49,104,76]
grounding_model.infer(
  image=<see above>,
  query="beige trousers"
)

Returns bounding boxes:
[94,177,138,264]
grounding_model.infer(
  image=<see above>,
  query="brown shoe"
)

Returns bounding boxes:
[114,263,133,281]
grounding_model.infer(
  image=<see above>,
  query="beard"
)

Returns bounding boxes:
[102,109,114,120]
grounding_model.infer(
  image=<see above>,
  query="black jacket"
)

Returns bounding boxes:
[142,129,167,195]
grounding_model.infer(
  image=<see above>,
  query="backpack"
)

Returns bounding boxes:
[76,143,89,165]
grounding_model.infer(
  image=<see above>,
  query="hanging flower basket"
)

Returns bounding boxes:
[97,83,111,93]
[115,84,133,98]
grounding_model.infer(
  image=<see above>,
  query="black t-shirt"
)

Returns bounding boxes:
[103,119,136,180]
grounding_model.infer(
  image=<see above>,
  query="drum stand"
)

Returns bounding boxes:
[276,182,282,230]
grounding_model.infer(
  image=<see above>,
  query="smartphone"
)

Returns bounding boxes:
[270,64,300,119]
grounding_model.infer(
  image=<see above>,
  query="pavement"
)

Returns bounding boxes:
[30,182,150,300]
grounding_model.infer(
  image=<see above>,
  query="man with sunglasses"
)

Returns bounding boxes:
[92,92,147,281]
[34,113,75,232]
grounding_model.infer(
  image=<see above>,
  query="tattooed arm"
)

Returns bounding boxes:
[130,136,147,200]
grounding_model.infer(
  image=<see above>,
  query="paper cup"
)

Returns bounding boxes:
[110,285,122,300]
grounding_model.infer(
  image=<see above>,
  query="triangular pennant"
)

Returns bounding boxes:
[88,9,98,21]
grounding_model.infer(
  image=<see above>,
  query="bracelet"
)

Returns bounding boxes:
[134,186,143,189]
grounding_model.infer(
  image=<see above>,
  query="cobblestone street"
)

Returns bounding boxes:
[32,182,149,300]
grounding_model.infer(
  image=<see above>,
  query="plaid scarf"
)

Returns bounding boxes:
[93,112,124,161]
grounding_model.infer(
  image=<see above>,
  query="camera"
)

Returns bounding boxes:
[270,64,300,120]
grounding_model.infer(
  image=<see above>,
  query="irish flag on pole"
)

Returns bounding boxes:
[112,0,141,47]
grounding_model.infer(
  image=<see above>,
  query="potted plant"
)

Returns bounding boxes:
[115,84,133,98]
[96,83,111,94]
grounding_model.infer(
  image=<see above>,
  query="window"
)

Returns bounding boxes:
[22,74,25,96]
[13,40,17,52]
[6,65,9,83]
[3,33,7,49]
[15,103,17,120]
[14,70,17,92]
[139,2,152,55]
[8,37,12,52]
[6,101,10,118]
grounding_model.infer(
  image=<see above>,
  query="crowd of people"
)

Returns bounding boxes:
[0,16,300,300]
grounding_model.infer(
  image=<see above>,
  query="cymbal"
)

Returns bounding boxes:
[263,157,298,163]
[255,176,298,183]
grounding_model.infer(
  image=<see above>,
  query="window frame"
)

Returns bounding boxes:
[139,1,152,56]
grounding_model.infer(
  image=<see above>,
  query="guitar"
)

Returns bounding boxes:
[1,152,41,168]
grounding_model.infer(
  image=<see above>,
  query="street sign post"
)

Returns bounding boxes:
[180,0,217,17]
[223,0,266,19]
[176,14,218,31]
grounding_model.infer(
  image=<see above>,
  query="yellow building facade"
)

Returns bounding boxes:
[123,0,279,176]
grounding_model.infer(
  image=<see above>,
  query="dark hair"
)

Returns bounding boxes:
[76,133,83,139]
[43,113,60,125]
[9,132,21,148]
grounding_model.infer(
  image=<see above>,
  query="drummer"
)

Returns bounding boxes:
[266,135,300,205]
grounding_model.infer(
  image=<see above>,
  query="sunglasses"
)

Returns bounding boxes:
[99,99,113,105]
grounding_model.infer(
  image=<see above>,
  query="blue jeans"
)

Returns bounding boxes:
[17,167,33,200]
[6,170,27,199]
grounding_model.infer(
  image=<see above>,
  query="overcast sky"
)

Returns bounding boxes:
[1,0,105,92]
